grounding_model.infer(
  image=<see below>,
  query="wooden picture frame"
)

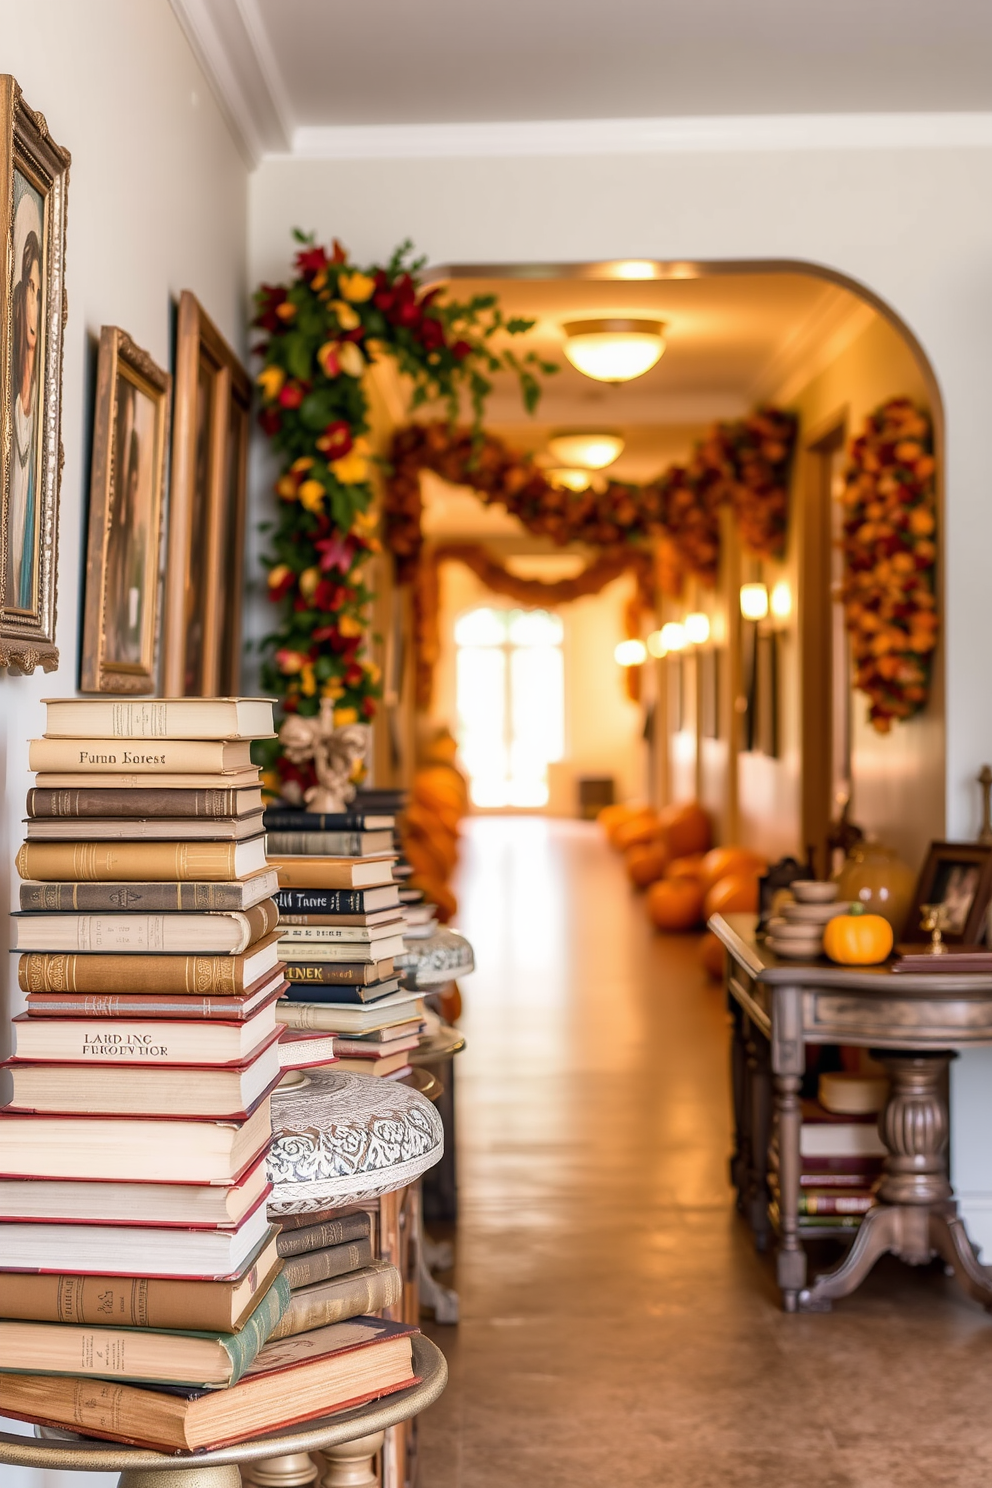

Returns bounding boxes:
[80,328,171,693]
[0,75,69,673]
[162,290,250,697]
[902,841,992,945]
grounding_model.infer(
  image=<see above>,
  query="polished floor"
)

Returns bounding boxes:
[420,817,992,1488]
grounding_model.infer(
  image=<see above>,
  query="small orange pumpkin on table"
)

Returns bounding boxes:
[822,903,894,966]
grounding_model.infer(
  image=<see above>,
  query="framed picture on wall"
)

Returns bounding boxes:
[162,290,250,697]
[0,75,70,673]
[80,329,171,693]
[902,841,992,945]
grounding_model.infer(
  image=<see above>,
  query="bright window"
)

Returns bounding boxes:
[455,606,565,808]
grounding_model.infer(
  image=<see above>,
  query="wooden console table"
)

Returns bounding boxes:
[711,911,992,1314]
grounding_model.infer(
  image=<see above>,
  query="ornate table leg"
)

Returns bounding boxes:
[774,1070,806,1311]
[316,1430,384,1488]
[119,1470,243,1488]
[728,995,749,1208]
[240,1452,318,1487]
[746,1023,772,1253]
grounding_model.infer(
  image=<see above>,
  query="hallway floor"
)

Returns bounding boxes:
[419,817,992,1488]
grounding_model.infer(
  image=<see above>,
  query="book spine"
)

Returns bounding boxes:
[19,882,257,912]
[276,1214,370,1257]
[274,889,370,914]
[264,813,379,831]
[16,842,241,884]
[280,1239,372,1289]
[284,964,390,986]
[281,985,379,1005]
[14,912,254,955]
[25,994,255,1019]
[26,789,244,819]
[266,832,366,856]
[222,1273,291,1385]
[269,1264,401,1341]
[19,954,244,995]
[45,700,243,738]
[0,1272,237,1332]
[278,926,376,943]
[28,740,238,773]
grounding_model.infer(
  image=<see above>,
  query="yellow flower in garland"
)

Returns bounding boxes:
[256,365,285,401]
[363,658,382,685]
[298,566,321,600]
[331,438,371,486]
[338,614,364,639]
[275,301,297,322]
[333,706,360,726]
[267,564,292,591]
[330,299,361,331]
[338,271,376,303]
[300,663,317,697]
[351,506,378,537]
[321,677,346,701]
[298,479,326,514]
[338,341,365,379]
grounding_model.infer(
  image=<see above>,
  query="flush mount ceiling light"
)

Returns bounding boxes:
[561,319,667,383]
[546,431,625,470]
[546,467,608,494]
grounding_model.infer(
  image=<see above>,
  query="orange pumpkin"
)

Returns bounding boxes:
[699,931,726,980]
[703,873,761,922]
[598,803,635,833]
[646,877,706,932]
[606,806,655,847]
[823,906,893,965]
[625,840,669,889]
[700,846,768,893]
[612,814,661,852]
[666,853,706,881]
[657,800,712,859]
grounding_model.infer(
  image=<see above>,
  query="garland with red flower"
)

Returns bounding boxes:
[841,397,938,733]
[253,235,555,783]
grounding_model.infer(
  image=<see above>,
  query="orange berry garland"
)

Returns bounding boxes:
[841,398,938,733]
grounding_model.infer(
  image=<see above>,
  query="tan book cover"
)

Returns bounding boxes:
[43,698,276,740]
[16,836,268,883]
[11,898,279,954]
[270,1262,401,1341]
[280,1238,373,1289]
[18,934,281,996]
[29,739,254,774]
[270,856,397,889]
[35,769,262,790]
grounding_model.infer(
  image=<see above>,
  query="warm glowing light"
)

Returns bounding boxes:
[562,319,667,383]
[546,467,592,492]
[685,612,710,645]
[660,622,686,652]
[646,629,666,658]
[546,431,625,470]
[615,639,648,667]
[613,260,658,280]
[770,580,792,620]
[740,583,769,621]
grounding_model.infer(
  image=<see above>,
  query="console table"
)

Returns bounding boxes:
[710,911,992,1314]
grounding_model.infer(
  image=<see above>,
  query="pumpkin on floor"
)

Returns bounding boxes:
[703,873,761,921]
[823,906,894,966]
[646,876,706,932]
[699,846,768,893]
[699,931,726,980]
[625,840,669,889]
[666,853,706,881]
[598,803,637,834]
[612,812,661,852]
[657,800,712,859]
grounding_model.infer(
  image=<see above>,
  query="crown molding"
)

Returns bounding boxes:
[749,285,878,406]
[169,0,290,166]
[283,112,992,163]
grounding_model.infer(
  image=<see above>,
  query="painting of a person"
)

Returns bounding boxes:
[7,191,43,615]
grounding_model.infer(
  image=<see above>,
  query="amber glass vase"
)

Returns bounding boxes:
[834,839,916,934]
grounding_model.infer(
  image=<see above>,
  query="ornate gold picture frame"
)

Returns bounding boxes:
[162,290,250,697]
[0,75,69,673]
[80,328,171,693]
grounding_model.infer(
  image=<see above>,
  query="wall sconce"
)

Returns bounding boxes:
[645,629,666,658]
[770,580,792,620]
[684,612,710,645]
[660,621,686,652]
[615,639,647,667]
[739,583,769,622]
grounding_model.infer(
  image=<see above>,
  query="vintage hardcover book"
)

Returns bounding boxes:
[270,1263,401,1341]
[279,936,404,964]
[277,1029,338,1072]
[18,933,282,996]
[24,970,287,1023]
[0,1231,281,1332]
[0,1150,270,1227]
[43,698,276,741]
[5,1038,281,1118]
[280,1238,374,1290]
[799,1125,886,1160]
[27,787,264,819]
[274,886,400,915]
[35,769,261,790]
[266,830,394,858]
[263,810,394,832]
[281,975,401,1004]
[278,920,404,945]
[0,1206,272,1279]
[331,1033,420,1059]
[0,1100,272,1183]
[28,739,255,774]
[11,999,278,1066]
[276,1210,370,1258]
[270,857,397,890]
[11,899,279,954]
[277,910,400,928]
[0,1317,417,1452]
[798,1191,876,1216]
[275,992,423,1035]
[0,1272,290,1388]
[16,836,268,884]
[26,814,265,842]
[332,1052,413,1079]
[893,946,992,972]
[20,868,279,913]
[284,960,395,988]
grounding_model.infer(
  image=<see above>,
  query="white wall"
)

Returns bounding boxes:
[0,3,248,1481]
[249,138,992,1249]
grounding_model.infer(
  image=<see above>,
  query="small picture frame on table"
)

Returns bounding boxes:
[80,328,171,693]
[901,841,992,945]
[0,75,70,674]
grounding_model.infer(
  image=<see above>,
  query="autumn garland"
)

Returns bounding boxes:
[841,398,938,732]
[252,235,551,784]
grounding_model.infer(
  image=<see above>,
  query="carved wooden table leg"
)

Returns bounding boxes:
[728,994,749,1209]
[774,1070,806,1311]
[747,1023,772,1253]
[316,1431,384,1488]
[240,1452,318,1487]
[800,1051,992,1311]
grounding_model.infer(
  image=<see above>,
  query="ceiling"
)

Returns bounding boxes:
[171,0,992,161]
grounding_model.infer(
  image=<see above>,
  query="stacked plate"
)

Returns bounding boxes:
[767,880,844,959]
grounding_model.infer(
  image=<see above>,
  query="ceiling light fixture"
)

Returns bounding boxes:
[615,639,647,667]
[546,431,625,470]
[561,319,667,384]
[546,467,595,493]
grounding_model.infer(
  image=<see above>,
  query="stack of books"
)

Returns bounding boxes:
[0,697,417,1451]
[268,1206,401,1341]
[769,1071,887,1236]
